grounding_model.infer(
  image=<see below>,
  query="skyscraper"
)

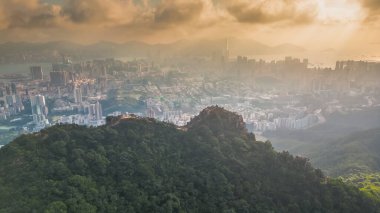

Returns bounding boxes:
[5,85,11,95]
[50,71,68,86]
[11,83,17,94]
[88,101,103,121]
[30,66,43,80]
[95,101,103,120]
[30,95,49,125]
[224,38,230,62]
[5,95,15,107]
[73,86,83,104]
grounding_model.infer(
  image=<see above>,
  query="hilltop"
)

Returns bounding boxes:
[0,107,378,212]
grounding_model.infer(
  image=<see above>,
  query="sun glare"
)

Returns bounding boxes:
[316,0,365,22]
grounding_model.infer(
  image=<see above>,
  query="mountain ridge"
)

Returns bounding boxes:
[0,106,377,212]
[0,39,306,63]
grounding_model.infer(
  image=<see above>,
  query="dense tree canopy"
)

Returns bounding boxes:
[0,106,378,212]
[341,172,380,202]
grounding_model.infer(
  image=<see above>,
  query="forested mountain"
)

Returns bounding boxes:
[269,127,380,177]
[0,107,378,212]
[312,128,380,176]
[267,108,380,176]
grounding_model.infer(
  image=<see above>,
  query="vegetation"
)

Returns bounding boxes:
[0,131,18,145]
[101,89,145,114]
[0,106,378,212]
[341,173,380,202]
[266,107,380,177]
[308,128,380,176]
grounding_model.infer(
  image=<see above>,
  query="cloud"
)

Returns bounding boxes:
[61,0,215,29]
[62,0,137,26]
[0,0,63,29]
[0,0,351,44]
[360,0,380,22]
[3,0,317,30]
[224,0,317,25]
[154,0,205,27]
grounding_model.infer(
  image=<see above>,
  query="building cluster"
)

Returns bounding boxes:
[0,57,110,133]
[55,101,104,127]
[0,82,25,120]
[251,114,319,132]
[0,54,380,144]
[30,95,49,132]
[161,110,193,126]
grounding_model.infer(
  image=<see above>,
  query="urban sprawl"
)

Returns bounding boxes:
[1,47,380,144]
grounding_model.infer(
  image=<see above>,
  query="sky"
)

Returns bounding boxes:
[0,0,380,58]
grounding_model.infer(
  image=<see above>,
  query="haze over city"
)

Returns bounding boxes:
[1,0,380,64]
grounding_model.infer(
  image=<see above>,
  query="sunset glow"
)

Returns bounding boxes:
[0,0,379,63]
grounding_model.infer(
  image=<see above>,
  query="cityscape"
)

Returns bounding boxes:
[1,42,379,145]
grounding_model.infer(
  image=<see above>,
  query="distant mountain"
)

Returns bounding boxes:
[0,41,83,54]
[0,39,306,63]
[312,128,380,176]
[272,43,306,54]
[321,48,336,53]
[0,106,378,212]
[266,107,380,177]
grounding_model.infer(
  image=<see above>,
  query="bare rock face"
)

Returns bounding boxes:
[186,106,247,135]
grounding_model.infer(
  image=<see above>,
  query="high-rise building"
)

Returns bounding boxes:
[88,104,95,118]
[5,95,15,107]
[88,101,103,120]
[15,95,23,106]
[30,66,43,80]
[73,86,83,104]
[5,85,11,95]
[303,59,309,69]
[146,107,155,118]
[11,83,17,94]
[50,71,68,86]
[97,77,107,93]
[95,101,102,120]
[52,64,64,72]
[30,95,49,124]
[224,38,230,62]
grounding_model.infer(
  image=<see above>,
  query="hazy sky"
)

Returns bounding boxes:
[0,0,379,56]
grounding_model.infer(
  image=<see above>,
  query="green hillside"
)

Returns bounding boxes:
[342,173,380,202]
[267,108,380,177]
[311,128,380,176]
[0,107,378,212]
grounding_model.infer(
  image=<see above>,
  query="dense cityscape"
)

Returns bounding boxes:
[1,41,380,145]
